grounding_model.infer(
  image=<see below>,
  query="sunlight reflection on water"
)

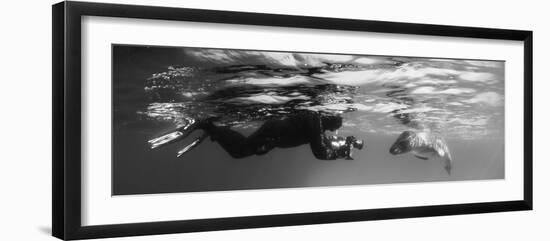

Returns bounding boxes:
[140,55,504,140]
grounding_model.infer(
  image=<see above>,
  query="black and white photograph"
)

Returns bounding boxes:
[112,45,505,195]
[0,0,543,240]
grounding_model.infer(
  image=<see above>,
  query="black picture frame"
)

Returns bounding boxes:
[52,1,533,240]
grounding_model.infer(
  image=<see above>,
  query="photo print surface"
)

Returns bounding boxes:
[112,45,505,195]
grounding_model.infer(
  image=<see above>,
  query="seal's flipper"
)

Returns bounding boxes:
[414,155,429,160]
[177,133,209,157]
[444,156,452,175]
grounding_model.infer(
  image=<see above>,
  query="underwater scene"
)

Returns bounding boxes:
[112,45,504,195]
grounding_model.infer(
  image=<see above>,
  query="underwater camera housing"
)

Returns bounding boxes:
[328,135,364,160]
[344,136,364,160]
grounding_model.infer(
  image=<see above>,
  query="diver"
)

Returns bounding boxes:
[148,111,364,160]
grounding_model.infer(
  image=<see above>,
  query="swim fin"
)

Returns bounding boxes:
[177,132,209,157]
[148,119,199,149]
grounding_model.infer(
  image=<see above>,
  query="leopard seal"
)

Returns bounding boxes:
[389,130,452,175]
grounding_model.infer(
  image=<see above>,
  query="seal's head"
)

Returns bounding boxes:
[389,131,415,155]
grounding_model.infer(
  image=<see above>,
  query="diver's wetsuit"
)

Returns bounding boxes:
[199,112,347,160]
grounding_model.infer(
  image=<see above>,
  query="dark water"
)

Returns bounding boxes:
[112,45,504,195]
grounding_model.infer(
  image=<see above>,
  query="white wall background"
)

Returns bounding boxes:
[0,0,546,240]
